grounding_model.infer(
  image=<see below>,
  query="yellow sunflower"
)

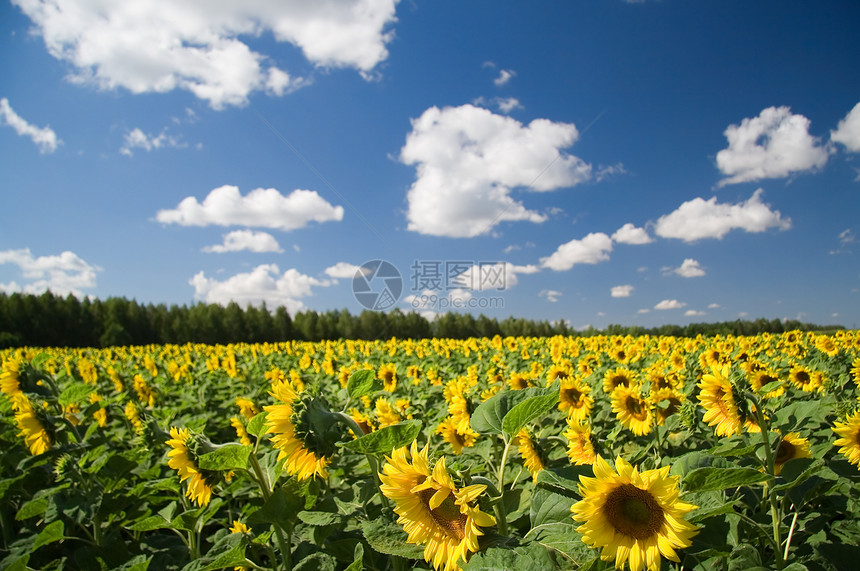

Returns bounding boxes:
[1,358,23,397]
[832,411,860,467]
[379,363,398,392]
[773,432,811,476]
[611,385,653,436]
[379,442,496,571]
[375,398,403,428]
[13,394,53,456]
[558,376,594,423]
[650,388,684,426]
[572,456,698,571]
[166,427,216,506]
[547,363,573,386]
[236,397,260,420]
[564,419,596,466]
[516,429,545,479]
[603,368,637,394]
[789,365,824,392]
[265,380,333,481]
[747,368,785,399]
[697,365,742,437]
[230,416,252,446]
[436,417,478,455]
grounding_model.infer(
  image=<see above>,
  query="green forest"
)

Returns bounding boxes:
[0,291,844,348]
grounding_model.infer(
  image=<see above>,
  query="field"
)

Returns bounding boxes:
[1,332,859,571]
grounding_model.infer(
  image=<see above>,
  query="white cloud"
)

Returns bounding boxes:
[324,262,363,279]
[400,104,593,237]
[0,248,99,296]
[655,299,686,310]
[839,229,855,245]
[494,69,515,86]
[611,223,652,245]
[156,185,344,231]
[189,264,332,314]
[120,127,186,156]
[496,97,523,113]
[637,308,650,314]
[673,258,705,278]
[539,289,562,303]
[452,262,539,291]
[654,189,791,242]
[14,0,398,109]
[611,285,633,298]
[716,106,829,186]
[831,101,860,152]
[685,309,706,316]
[448,288,472,304]
[202,230,283,253]
[0,97,60,153]
[708,303,721,309]
[541,232,613,271]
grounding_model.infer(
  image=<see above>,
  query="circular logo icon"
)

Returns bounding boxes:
[352,260,402,311]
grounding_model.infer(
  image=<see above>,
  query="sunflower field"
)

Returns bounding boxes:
[1,331,859,571]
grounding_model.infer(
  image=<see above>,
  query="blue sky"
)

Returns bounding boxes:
[1,0,859,330]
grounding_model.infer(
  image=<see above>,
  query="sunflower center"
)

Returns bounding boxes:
[562,387,583,404]
[603,484,665,540]
[795,371,810,384]
[775,440,795,464]
[610,375,629,390]
[419,488,468,540]
[625,396,648,421]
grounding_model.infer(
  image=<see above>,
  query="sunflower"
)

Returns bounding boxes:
[166,427,216,506]
[236,397,260,420]
[650,388,684,426]
[564,419,596,465]
[789,365,824,392]
[436,417,478,455]
[572,456,698,571]
[230,520,251,534]
[265,380,333,481]
[611,385,653,436]
[604,368,636,394]
[516,429,546,479]
[558,376,594,423]
[348,408,375,436]
[13,394,53,456]
[697,365,743,437]
[379,442,496,571]
[379,363,398,392]
[747,368,785,399]
[230,416,253,446]
[375,398,403,428]
[773,432,811,476]
[547,363,573,386]
[508,372,531,391]
[832,411,860,467]
[814,335,839,357]
[0,358,23,397]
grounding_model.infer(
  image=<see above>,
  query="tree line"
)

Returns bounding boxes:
[0,291,844,349]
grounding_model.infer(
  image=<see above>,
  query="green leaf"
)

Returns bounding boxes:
[727,544,761,571]
[128,515,171,532]
[181,533,247,571]
[196,444,251,472]
[773,458,821,492]
[294,552,337,571]
[31,353,53,370]
[247,483,303,530]
[33,520,64,551]
[502,390,560,437]
[246,412,268,437]
[16,497,48,520]
[298,511,342,526]
[669,451,729,478]
[683,467,772,492]
[360,518,424,559]
[462,541,558,571]
[347,369,383,399]
[757,380,783,395]
[109,554,151,571]
[58,382,94,407]
[343,542,364,571]
[471,387,555,435]
[340,420,422,455]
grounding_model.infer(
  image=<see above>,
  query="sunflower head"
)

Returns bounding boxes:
[773,432,812,476]
[166,426,222,506]
[832,411,860,467]
[572,456,698,571]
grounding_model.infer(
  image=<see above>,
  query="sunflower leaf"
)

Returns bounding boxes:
[196,444,252,472]
[360,518,424,559]
[682,466,772,492]
[346,369,382,400]
[340,419,422,455]
[246,412,268,437]
[471,387,556,435]
[502,390,560,437]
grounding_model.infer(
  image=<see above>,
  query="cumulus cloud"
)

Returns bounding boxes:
[13,0,398,109]
[685,309,706,316]
[541,232,613,271]
[448,288,472,304]
[400,104,593,237]
[451,262,539,291]
[120,128,186,156]
[189,264,332,314]
[673,258,705,278]
[708,303,721,309]
[716,106,829,186]
[654,189,791,242]
[611,285,633,298]
[202,230,283,253]
[611,223,652,245]
[0,97,60,153]
[655,299,686,310]
[324,262,364,279]
[496,97,523,113]
[0,248,99,296]
[156,185,344,231]
[539,289,562,303]
[831,101,860,152]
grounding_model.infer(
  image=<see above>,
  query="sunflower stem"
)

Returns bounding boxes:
[248,451,292,571]
[784,508,799,561]
[752,402,784,570]
[495,436,513,535]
